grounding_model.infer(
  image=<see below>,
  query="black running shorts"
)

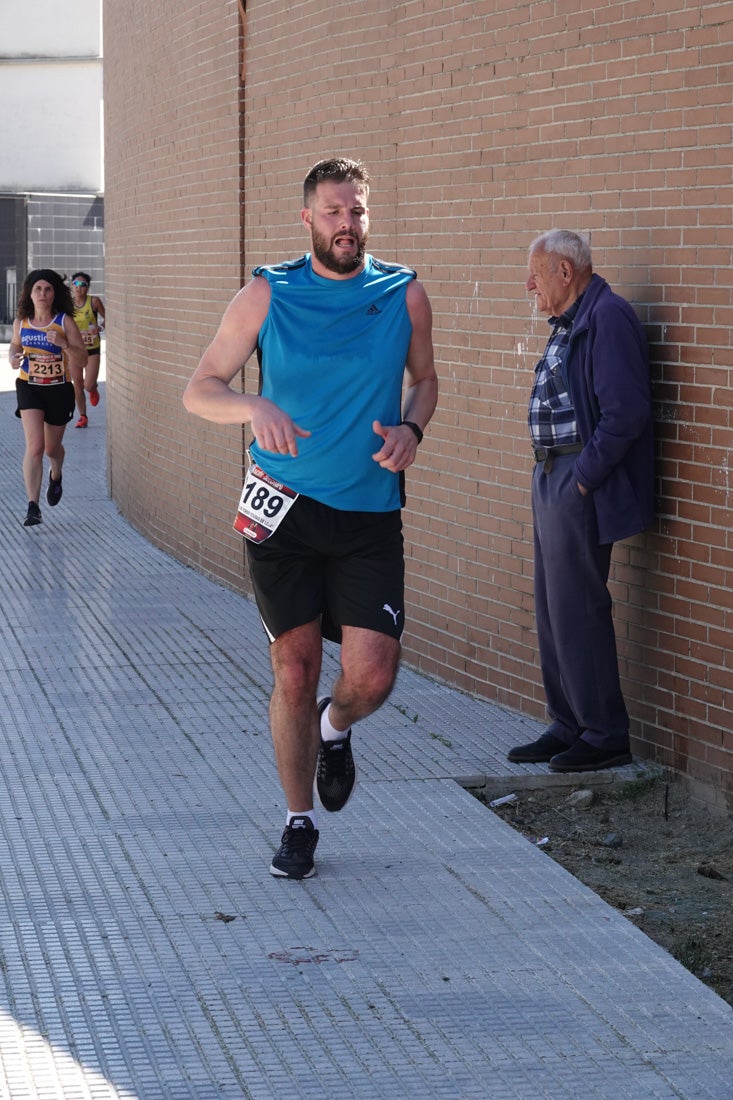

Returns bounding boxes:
[245,494,405,644]
[15,379,75,426]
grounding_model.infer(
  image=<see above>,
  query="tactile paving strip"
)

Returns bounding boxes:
[0,364,730,1099]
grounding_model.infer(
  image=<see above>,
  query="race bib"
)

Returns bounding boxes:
[27,353,65,385]
[82,328,98,348]
[233,463,299,543]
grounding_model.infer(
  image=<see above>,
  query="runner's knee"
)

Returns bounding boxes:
[341,660,397,710]
[271,642,321,703]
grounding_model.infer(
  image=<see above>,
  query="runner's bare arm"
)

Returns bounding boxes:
[183,276,310,456]
[372,279,438,472]
[8,320,24,368]
[92,296,106,328]
[402,279,439,428]
[62,316,88,374]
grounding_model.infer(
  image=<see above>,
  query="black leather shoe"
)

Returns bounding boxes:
[549,740,632,772]
[507,731,569,763]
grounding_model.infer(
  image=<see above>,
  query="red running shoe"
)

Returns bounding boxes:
[75,415,88,429]
[89,386,100,407]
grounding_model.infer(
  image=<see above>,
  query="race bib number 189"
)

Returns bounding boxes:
[233,463,298,543]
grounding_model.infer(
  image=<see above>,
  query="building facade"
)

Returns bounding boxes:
[103,0,733,812]
[0,0,104,333]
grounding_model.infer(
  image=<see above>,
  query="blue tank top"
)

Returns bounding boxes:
[18,313,70,383]
[250,253,416,511]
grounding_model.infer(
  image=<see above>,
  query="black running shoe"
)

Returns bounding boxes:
[315,696,357,812]
[270,816,319,879]
[23,502,42,527]
[46,473,63,506]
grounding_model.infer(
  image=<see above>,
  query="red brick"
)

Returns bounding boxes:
[104,0,733,810]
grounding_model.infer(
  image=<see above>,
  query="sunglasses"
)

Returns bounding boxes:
[73,280,89,287]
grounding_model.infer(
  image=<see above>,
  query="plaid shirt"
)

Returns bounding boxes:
[527,296,583,448]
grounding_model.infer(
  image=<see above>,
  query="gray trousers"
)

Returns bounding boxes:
[532,454,630,751]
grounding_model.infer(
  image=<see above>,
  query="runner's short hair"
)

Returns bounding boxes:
[303,158,370,206]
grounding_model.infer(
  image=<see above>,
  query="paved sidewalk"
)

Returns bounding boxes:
[0,359,731,1099]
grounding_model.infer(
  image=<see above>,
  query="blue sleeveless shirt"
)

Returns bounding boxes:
[250,253,416,511]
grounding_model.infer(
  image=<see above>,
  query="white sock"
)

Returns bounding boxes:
[320,703,349,743]
[287,809,317,828]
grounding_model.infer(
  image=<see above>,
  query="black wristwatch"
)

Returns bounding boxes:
[401,420,424,445]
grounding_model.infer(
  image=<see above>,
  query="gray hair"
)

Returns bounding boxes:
[529,230,592,273]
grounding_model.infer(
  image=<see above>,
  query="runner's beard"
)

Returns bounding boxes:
[311,228,368,275]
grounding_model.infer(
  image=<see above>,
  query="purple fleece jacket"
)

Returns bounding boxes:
[562,274,655,544]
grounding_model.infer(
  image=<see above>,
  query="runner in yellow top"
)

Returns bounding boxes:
[8,269,86,527]
[70,271,106,428]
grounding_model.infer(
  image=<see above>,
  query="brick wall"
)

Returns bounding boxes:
[104,0,733,811]
[103,0,246,588]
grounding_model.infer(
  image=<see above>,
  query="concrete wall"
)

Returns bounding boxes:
[1,0,103,193]
[3,0,101,55]
[103,0,733,811]
[0,0,104,332]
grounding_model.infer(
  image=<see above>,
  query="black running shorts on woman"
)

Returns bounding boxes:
[15,379,75,425]
[246,494,405,644]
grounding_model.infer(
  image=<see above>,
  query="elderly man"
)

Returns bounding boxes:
[508,230,654,772]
